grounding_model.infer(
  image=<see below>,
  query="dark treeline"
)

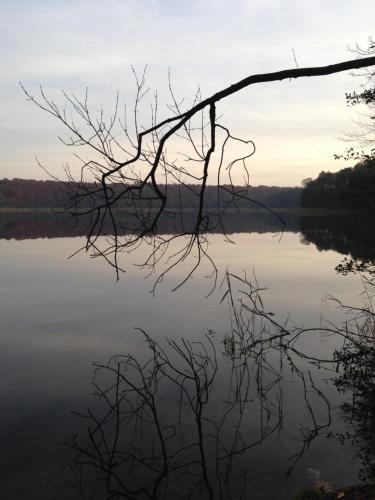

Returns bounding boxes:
[0,178,301,209]
[0,179,68,208]
[300,159,375,210]
[5,164,375,211]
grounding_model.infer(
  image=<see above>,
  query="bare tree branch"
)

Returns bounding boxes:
[21,55,375,287]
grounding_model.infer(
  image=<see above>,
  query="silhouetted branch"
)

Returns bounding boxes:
[21,55,375,287]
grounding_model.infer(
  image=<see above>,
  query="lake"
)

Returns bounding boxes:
[0,210,374,499]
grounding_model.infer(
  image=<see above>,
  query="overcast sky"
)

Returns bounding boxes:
[1,0,374,186]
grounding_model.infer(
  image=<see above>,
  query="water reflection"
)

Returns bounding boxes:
[59,273,332,499]
[330,280,375,483]
[299,214,375,276]
[5,209,375,281]
[0,210,299,240]
[1,211,373,498]
[3,211,375,271]
[58,272,375,499]
[4,210,375,281]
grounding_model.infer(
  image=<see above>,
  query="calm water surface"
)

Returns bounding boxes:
[0,212,373,499]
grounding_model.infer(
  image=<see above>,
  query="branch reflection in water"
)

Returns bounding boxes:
[3,212,375,496]
[329,277,375,483]
[3,210,375,279]
[58,272,337,499]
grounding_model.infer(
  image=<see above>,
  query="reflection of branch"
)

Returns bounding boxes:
[21,56,375,287]
[329,279,375,481]
[59,272,340,498]
[286,370,331,476]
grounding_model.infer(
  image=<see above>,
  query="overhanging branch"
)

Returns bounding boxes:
[21,55,375,288]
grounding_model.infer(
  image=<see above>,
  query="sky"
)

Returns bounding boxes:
[0,0,374,186]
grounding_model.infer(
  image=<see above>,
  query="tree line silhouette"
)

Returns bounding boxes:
[3,162,375,212]
[0,178,301,210]
[300,159,375,211]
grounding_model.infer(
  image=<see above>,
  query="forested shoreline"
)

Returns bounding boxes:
[2,159,375,211]
[0,178,301,209]
[300,159,375,210]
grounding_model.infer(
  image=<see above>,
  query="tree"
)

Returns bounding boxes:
[21,55,375,288]
[301,42,375,211]
[300,161,375,210]
[336,38,375,163]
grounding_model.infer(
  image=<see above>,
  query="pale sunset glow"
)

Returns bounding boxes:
[1,0,374,185]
